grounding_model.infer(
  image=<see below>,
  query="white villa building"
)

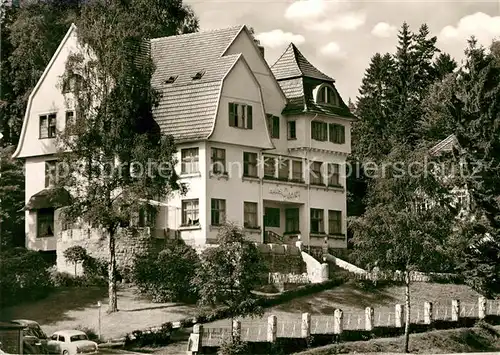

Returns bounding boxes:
[13,24,355,261]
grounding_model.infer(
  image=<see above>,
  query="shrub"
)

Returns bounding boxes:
[0,248,53,307]
[49,268,76,287]
[132,240,200,303]
[75,326,99,342]
[125,322,172,347]
[49,265,107,288]
[218,339,249,355]
[82,256,108,280]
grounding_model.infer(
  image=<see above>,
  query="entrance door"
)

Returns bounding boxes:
[285,208,300,233]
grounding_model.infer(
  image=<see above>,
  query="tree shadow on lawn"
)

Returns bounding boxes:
[273,282,397,314]
[122,304,190,313]
[119,289,197,315]
[0,286,107,324]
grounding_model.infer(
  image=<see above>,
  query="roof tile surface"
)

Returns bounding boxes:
[151,26,243,141]
[271,43,334,82]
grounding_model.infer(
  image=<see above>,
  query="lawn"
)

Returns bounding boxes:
[0,280,487,347]
[0,285,198,341]
[205,281,484,340]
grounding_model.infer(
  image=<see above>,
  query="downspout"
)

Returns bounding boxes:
[307,114,318,254]
[260,151,264,243]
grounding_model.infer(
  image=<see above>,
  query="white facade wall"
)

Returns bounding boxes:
[16,25,351,252]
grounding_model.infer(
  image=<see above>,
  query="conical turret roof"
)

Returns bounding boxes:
[271,43,334,82]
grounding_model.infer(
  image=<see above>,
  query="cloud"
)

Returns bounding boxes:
[305,12,366,32]
[284,0,327,21]
[319,42,346,59]
[285,0,364,33]
[255,29,305,49]
[439,12,500,46]
[371,22,397,38]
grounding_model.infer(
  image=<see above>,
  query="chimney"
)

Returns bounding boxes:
[253,38,265,58]
[258,45,265,58]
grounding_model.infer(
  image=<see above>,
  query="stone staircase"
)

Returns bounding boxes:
[255,243,307,275]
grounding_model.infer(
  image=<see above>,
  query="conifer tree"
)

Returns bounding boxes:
[441,39,500,297]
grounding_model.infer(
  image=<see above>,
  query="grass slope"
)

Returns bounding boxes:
[297,324,500,354]
[205,281,482,337]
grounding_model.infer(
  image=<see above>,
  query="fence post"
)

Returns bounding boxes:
[395,304,404,328]
[320,263,329,282]
[232,319,241,342]
[478,296,487,319]
[333,309,343,335]
[452,300,460,322]
[365,307,374,331]
[267,315,277,343]
[301,312,311,338]
[424,301,433,324]
[295,235,302,250]
[186,324,203,354]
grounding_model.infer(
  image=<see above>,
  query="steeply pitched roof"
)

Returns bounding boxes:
[270,43,355,119]
[271,43,334,82]
[23,187,72,211]
[151,26,244,141]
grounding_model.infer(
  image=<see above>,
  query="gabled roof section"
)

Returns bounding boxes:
[271,43,334,82]
[13,23,77,159]
[429,134,460,156]
[150,25,243,141]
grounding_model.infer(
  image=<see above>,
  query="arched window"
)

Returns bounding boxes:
[316,85,337,106]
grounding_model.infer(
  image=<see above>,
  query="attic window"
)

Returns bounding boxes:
[316,85,338,106]
[62,73,83,94]
[192,70,205,80]
[165,76,178,84]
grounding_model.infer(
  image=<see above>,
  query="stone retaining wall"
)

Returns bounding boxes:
[55,209,158,275]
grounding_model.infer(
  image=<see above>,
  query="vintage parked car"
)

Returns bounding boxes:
[47,330,97,355]
[11,319,49,354]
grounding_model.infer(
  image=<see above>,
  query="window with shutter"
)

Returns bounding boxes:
[229,103,236,127]
[229,103,253,129]
[246,105,252,129]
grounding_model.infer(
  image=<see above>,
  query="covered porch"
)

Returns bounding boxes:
[263,199,305,245]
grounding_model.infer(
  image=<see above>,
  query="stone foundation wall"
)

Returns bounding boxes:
[55,210,159,276]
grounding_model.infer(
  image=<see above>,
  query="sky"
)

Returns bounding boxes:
[185,0,500,102]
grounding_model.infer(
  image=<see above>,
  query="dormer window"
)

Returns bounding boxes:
[316,85,337,106]
[165,75,178,84]
[192,70,205,80]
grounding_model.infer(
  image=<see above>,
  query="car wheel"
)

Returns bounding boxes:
[62,351,69,355]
